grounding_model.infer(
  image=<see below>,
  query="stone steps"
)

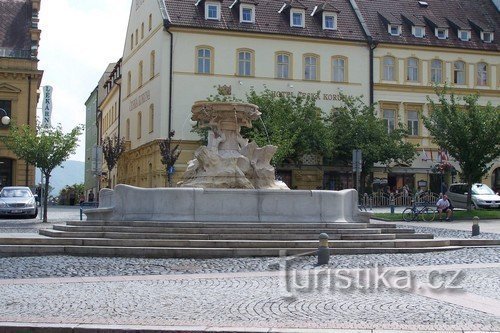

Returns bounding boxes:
[0,237,451,249]
[0,244,467,258]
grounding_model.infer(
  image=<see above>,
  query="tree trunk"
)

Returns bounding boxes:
[43,173,50,223]
[466,176,473,212]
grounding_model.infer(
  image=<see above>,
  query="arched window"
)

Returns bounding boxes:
[150,51,155,79]
[237,49,254,76]
[477,62,488,86]
[138,61,143,87]
[430,59,443,84]
[406,57,419,82]
[382,56,396,81]
[332,56,347,82]
[126,118,130,140]
[196,46,213,74]
[276,52,292,79]
[137,112,142,139]
[303,54,319,81]
[149,104,154,133]
[127,71,131,95]
[453,61,466,85]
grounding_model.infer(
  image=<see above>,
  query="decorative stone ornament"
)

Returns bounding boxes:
[179,101,289,190]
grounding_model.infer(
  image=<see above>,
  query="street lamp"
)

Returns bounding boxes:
[0,108,10,126]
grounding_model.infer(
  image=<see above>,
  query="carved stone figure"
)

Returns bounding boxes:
[178,101,289,190]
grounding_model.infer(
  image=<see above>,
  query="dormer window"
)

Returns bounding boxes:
[435,28,448,39]
[205,2,221,20]
[458,30,471,41]
[481,31,493,43]
[290,9,304,28]
[388,24,401,36]
[412,26,425,38]
[240,4,255,23]
[323,12,337,30]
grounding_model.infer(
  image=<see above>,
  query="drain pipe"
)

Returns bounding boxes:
[26,75,32,186]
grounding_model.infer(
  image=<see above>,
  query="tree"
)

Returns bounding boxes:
[423,87,500,210]
[102,135,125,188]
[244,89,328,166]
[159,131,181,187]
[325,94,416,194]
[4,123,83,222]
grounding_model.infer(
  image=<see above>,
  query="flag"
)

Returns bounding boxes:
[422,148,430,161]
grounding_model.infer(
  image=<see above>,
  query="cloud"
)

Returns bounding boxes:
[37,0,131,161]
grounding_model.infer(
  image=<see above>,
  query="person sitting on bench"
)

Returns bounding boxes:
[436,194,453,221]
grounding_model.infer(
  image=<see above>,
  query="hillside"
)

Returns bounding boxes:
[35,160,85,196]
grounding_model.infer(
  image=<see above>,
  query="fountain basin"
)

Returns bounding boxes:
[85,184,371,223]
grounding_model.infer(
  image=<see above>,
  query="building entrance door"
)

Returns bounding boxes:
[0,158,13,187]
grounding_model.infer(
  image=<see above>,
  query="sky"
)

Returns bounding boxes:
[36,0,131,162]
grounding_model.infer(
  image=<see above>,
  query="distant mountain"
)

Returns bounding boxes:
[35,160,85,196]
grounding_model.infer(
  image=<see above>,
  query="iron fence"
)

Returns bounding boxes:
[360,191,440,208]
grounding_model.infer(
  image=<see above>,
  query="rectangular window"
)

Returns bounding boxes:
[383,57,395,81]
[291,11,303,27]
[383,109,395,133]
[0,100,11,127]
[304,56,317,81]
[389,25,401,36]
[458,30,470,41]
[413,26,424,38]
[453,61,466,85]
[407,58,419,82]
[482,32,493,43]
[332,58,345,82]
[436,28,448,39]
[477,63,488,86]
[206,4,220,20]
[407,110,419,136]
[276,54,290,79]
[240,6,254,23]
[430,59,442,83]
[323,13,336,30]
[197,48,211,74]
[238,51,252,76]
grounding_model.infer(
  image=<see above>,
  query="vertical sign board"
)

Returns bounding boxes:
[91,145,103,175]
[41,86,53,128]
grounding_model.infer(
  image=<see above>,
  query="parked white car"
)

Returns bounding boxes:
[0,186,38,218]
[446,183,500,209]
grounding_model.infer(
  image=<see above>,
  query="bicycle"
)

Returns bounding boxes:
[402,202,436,222]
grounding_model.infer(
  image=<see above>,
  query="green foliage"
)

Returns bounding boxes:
[244,88,328,166]
[102,135,126,187]
[325,94,416,191]
[423,86,500,210]
[3,123,83,221]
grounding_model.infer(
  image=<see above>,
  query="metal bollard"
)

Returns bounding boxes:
[317,233,330,266]
[472,216,480,236]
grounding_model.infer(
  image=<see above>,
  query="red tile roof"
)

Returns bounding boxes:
[0,0,33,58]
[354,0,499,51]
[163,0,367,43]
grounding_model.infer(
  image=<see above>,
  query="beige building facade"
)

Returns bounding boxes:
[103,0,499,192]
[0,0,43,188]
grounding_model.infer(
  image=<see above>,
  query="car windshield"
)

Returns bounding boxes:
[0,189,32,198]
[472,184,495,195]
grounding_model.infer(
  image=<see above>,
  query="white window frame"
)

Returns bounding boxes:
[412,26,425,38]
[453,61,466,85]
[476,62,488,86]
[332,57,345,82]
[290,9,305,28]
[383,56,395,81]
[240,4,255,23]
[481,31,493,43]
[407,58,419,82]
[458,30,471,41]
[322,12,337,30]
[407,110,419,136]
[435,28,448,39]
[388,24,401,36]
[383,109,396,134]
[205,2,221,20]
[430,59,443,84]
[276,53,291,79]
[237,50,252,76]
[304,55,318,81]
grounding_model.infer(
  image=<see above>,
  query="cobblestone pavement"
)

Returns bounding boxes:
[0,263,499,331]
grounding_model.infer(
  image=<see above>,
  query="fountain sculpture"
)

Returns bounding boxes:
[179,101,289,190]
[84,101,369,223]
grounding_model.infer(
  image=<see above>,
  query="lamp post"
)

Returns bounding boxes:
[0,108,11,126]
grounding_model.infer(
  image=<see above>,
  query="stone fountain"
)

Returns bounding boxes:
[84,101,369,223]
[179,101,288,190]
